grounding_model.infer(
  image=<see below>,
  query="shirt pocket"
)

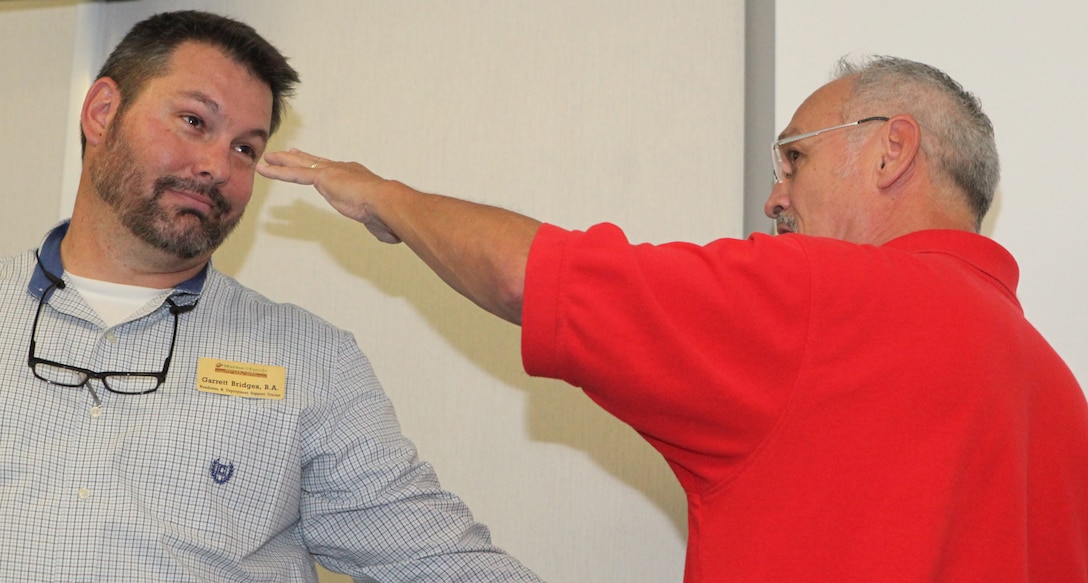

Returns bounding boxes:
[109,395,302,557]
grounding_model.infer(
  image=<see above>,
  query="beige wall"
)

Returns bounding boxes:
[0,0,79,255]
[6,1,747,581]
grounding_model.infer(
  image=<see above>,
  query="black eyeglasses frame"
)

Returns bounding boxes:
[26,258,196,402]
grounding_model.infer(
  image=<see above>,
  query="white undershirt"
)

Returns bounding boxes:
[65,273,170,328]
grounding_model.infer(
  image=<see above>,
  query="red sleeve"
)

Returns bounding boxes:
[522,223,812,487]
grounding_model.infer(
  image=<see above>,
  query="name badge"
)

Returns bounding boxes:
[196,358,286,400]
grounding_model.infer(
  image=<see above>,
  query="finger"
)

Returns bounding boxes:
[261,149,303,166]
[263,148,328,169]
[256,160,317,185]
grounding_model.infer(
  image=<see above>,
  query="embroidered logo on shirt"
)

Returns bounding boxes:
[210,458,235,484]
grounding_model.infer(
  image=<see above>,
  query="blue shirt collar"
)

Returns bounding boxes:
[29,220,209,299]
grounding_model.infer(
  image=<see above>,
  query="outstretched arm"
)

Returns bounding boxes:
[258,149,541,325]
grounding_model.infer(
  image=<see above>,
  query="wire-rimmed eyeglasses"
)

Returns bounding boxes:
[27,260,196,406]
[772,116,890,183]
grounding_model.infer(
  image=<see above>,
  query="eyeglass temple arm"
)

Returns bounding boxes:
[159,298,200,381]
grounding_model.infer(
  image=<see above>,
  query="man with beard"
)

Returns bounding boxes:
[259,56,1088,582]
[0,10,540,582]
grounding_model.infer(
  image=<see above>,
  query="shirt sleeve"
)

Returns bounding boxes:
[299,334,541,582]
[522,223,813,489]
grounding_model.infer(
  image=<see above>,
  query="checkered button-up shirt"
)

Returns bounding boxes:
[0,222,540,582]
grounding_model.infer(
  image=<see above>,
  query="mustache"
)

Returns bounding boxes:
[775,214,797,233]
[153,176,231,215]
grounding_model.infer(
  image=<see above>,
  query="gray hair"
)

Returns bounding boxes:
[834,56,999,228]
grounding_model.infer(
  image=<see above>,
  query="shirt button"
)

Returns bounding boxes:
[78,488,91,500]
[90,406,102,419]
[104,331,118,343]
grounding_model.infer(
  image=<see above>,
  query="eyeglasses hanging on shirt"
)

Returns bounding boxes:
[27,252,197,408]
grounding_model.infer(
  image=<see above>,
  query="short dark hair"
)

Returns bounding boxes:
[82,10,299,152]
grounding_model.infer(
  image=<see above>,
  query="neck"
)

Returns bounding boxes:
[869,185,978,246]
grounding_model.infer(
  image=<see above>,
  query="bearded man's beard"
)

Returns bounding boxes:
[89,117,243,260]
